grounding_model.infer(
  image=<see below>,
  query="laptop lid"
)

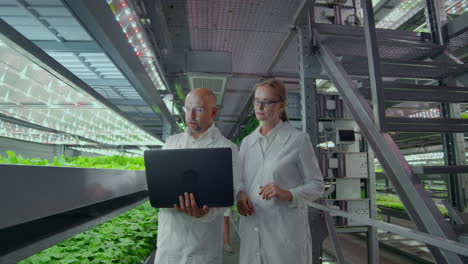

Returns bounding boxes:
[144,148,233,208]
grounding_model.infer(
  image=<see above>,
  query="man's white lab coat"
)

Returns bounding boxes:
[238,121,325,264]
[154,124,240,264]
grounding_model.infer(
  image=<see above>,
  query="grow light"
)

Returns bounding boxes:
[107,0,181,117]
[0,36,163,146]
[377,0,467,30]
[446,0,468,15]
[375,152,468,165]
[69,146,141,157]
[377,0,426,29]
[409,108,440,118]
[0,119,91,145]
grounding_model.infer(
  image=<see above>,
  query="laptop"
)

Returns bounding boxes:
[144,148,233,208]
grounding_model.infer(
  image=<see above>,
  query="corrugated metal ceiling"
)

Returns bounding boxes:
[162,0,303,135]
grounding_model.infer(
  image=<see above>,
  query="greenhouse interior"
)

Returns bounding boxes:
[0,0,468,263]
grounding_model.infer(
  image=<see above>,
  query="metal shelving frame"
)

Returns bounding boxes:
[0,164,147,264]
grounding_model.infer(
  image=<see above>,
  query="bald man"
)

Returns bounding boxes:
[154,88,241,264]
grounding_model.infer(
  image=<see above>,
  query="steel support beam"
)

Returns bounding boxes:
[421,165,468,174]
[167,71,301,80]
[313,28,463,263]
[298,17,319,153]
[441,102,467,213]
[386,117,468,132]
[425,0,447,45]
[362,0,386,132]
[298,9,335,264]
[62,0,178,132]
[292,0,319,26]
[367,149,380,264]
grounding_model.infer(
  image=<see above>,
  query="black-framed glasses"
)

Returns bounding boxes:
[253,99,282,107]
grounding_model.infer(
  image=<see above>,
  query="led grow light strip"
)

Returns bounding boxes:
[377,0,467,30]
[377,0,426,29]
[107,0,180,117]
[409,108,440,118]
[0,119,92,145]
[69,146,141,157]
[375,151,468,165]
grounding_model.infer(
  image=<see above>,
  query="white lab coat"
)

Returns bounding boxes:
[238,121,325,264]
[154,124,241,264]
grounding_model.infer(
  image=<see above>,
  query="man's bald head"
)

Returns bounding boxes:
[184,88,218,139]
[186,88,217,108]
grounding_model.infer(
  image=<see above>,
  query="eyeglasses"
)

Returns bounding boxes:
[185,106,205,114]
[253,99,282,107]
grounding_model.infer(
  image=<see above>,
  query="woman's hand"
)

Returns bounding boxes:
[237,191,254,216]
[259,183,292,201]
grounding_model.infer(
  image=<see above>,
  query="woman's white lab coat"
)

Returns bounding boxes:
[238,121,325,264]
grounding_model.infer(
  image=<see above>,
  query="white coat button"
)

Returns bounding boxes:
[254,227,258,231]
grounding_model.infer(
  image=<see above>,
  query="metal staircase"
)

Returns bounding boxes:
[310,5,468,264]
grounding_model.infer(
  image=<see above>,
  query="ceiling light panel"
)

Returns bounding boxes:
[0,37,163,146]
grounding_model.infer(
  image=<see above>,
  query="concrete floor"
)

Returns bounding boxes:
[223,215,240,264]
[323,234,426,264]
[224,212,428,264]
[147,213,432,264]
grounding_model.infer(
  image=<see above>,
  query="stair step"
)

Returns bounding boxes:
[315,23,441,60]
[360,82,468,103]
[315,23,431,42]
[340,57,468,79]
[386,117,468,132]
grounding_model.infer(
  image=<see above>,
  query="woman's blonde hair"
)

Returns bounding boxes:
[254,79,288,122]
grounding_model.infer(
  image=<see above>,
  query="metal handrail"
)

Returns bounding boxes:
[309,202,468,256]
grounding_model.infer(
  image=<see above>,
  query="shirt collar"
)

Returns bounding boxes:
[249,121,292,146]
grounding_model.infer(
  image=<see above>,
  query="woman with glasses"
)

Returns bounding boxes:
[236,79,325,264]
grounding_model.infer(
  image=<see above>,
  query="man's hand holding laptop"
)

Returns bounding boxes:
[174,192,210,217]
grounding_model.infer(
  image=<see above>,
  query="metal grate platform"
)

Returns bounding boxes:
[339,57,468,79]
[315,23,442,60]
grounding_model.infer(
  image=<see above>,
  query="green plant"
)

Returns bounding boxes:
[19,202,158,264]
[376,194,448,217]
[1,151,157,264]
[232,115,260,145]
[0,151,145,170]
